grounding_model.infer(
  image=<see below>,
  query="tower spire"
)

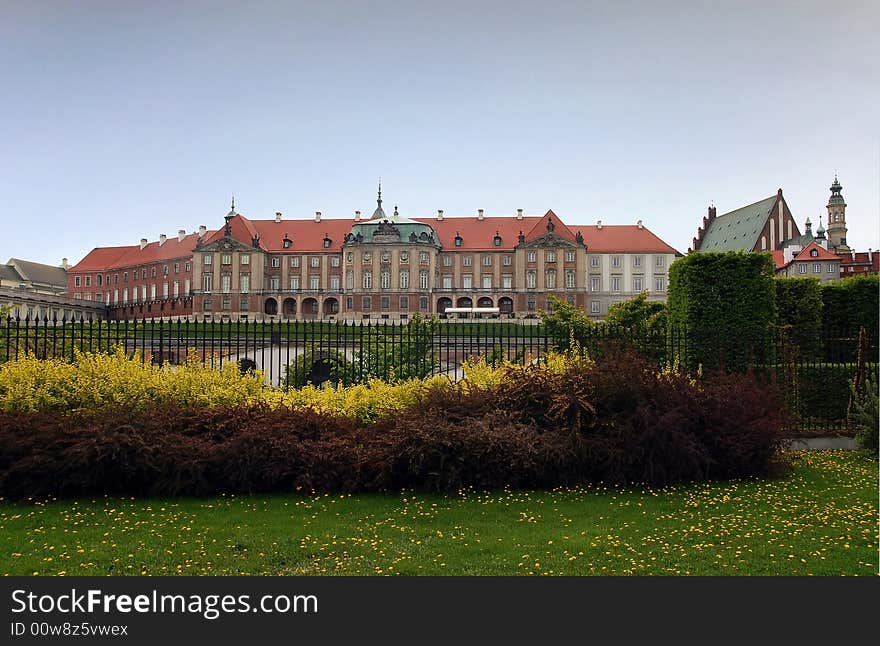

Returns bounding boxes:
[377,179,382,206]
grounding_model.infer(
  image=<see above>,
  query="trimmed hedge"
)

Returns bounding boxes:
[776,277,823,356]
[0,349,790,499]
[821,274,879,333]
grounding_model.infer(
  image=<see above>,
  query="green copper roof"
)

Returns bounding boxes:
[347,205,439,245]
[698,195,777,252]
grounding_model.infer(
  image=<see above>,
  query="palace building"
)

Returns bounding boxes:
[67,188,681,321]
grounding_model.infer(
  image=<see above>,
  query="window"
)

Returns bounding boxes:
[527,297,536,311]
[323,238,331,249]
[84,276,91,287]
[345,271,353,289]
[399,296,409,310]
[240,298,249,311]
[419,271,429,290]
[442,255,452,267]
[141,269,147,279]
[310,276,319,290]
[419,252,429,264]
[141,285,147,301]
[399,271,409,289]
[633,256,642,268]
[363,296,372,311]
[482,255,492,266]
[482,275,492,289]
[590,301,600,314]
[827,264,836,273]
[184,279,190,295]
[546,251,556,263]
[221,254,232,265]
[442,275,453,289]
[655,256,665,268]
[151,267,157,278]
[330,275,340,291]
[799,264,807,274]
[270,276,280,290]
[526,270,536,289]
[612,256,621,268]
[310,256,320,268]
[291,256,300,268]
[163,282,169,298]
[185,262,191,272]
[123,272,128,282]
[633,277,643,291]
[239,274,250,293]
[240,254,249,265]
[527,251,536,263]
[655,277,666,292]
[591,256,600,268]
[203,254,212,265]
[363,252,372,262]
[330,256,340,268]
[346,297,354,309]
[462,274,473,289]
[380,296,390,310]
[503,255,512,266]
[220,275,230,293]
[813,263,821,274]
[380,271,391,289]
[74,276,81,287]
[591,277,601,292]
[419,296,428,310]
[611,277,621,292]
[500,274,512,289]
[400,251,409,263]
[810,249,818,257]
[113,289,119,304]
[290,276,300,290]
[545,270,556,289]
[174,262,180,274]
[123,288,128,304]
[97,275,103,286]
[462,255,472,267]
[202,274,212,293]
[363,271,372,289]
[346,252,353,264]
[151,284,157,300]
[565,251,576,263]
[173,281,180,298]
[565,270,575,288]
[454,236,462,247]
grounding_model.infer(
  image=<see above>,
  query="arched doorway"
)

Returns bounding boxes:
[282,298,296,319]
[264,297,278,316]
[323,297,339,315]
[456,297,472,308]
[477,297,494,308]
[302,297,318,319]
[498,296,514,314]
[437,297,452,314]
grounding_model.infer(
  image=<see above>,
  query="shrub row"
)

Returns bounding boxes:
[0,349,790,499]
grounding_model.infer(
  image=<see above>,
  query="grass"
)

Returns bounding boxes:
[0,450,876,576]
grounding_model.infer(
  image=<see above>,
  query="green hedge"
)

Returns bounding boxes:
[776,277,823,357]
[821,274,879,332]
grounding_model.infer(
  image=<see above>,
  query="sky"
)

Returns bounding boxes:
[1,0,878,266]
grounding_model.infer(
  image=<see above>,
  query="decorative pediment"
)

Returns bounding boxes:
[198,236,256,253]
[373,221,401,243]
[517,232,580,249]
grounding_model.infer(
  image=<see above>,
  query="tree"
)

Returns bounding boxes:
[605,291,667,333]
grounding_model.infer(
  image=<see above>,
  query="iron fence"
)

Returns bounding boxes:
[2,315,877,434]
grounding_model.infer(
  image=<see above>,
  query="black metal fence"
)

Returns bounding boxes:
[2,316,877,433]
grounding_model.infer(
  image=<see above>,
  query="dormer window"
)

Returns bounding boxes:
[323,235,332,249]
[493,232,502,247]
[810,249,818,257]
[454,232,463,247]
[283,234,292,249]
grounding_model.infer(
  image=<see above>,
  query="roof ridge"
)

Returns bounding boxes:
[717,194,777,218]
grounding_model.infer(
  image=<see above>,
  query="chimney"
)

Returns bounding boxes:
[315,211,321,223]
[275,212,282,223]
[198,225,207,238]
[778,188,783,197]
[597,220,603,230]
[62,258,69,270]
[353,210,361,222]
[178,229,186,242]
[477,209,484,221]
[437,209,444,221]
[692,237,698,250]
[516,208,523,220]
[637,220,643,229]
[158,234,167,246]
[140,238,148,250]
[708,205,717,220]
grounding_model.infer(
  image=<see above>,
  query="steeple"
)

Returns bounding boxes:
[224,195,236,236]
[371,179,387,220]
[825,174,849,252]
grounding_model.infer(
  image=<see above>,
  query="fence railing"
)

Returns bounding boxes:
[2,316,877,434]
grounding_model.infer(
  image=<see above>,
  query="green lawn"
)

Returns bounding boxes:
[1,451,876,576]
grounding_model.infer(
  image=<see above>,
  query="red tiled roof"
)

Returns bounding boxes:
[569,225,680,254]
[524,210,577,243]
[70,246,138,272]
[414,215,542,250]
[791,241,839,262]
[201,214,354,252]
[110,233,210,268]
[772,250,785,269]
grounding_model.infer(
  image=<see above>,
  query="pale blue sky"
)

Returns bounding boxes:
[2,0,878,266]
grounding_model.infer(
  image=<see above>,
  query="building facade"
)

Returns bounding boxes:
[68,191,681,321]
